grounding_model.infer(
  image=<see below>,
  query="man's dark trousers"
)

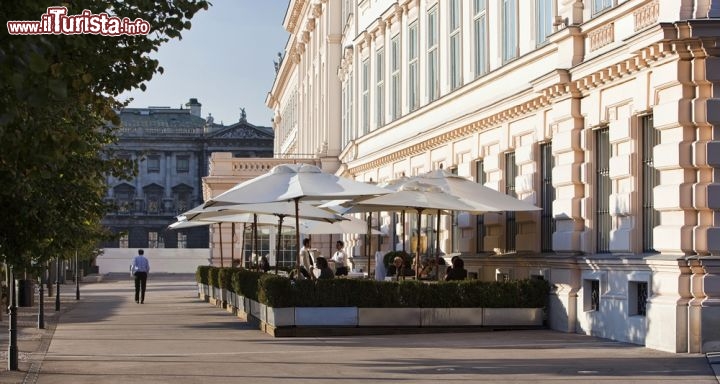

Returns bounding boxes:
[134,272,148,303]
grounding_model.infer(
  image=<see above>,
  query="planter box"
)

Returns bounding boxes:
[483,308,543,326]
[266,307,295,327]
[295,307,358,327]
[358,308,421,327]
[249,299,263,320]
[421,308,484,327]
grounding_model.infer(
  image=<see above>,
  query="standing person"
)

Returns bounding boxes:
[130,249,150,303]
[298,238,315,279]
[331,240,350,276]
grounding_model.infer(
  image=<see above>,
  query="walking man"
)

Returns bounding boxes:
[131,249,150,304]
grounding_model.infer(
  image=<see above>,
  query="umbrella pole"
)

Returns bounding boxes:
[231,222,235,268]
[253,214,259,272]
[415,209,423,279]
[294,197,301,279]
[275,215,285,274]
[240,223,247,269]
[218,222,224,268]
[366,213,372,278]
[401,210,406,253]
[436,210,442,281]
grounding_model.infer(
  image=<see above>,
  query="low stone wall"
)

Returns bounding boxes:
[98,248,210,274]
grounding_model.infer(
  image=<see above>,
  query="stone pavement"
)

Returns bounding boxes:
[1,274,718,383]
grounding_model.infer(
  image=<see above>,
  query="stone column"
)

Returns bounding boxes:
[547,257,580,333]
[688,256,706,352]
[700,256,720,352]
[550,93,585,253]
[645,257,691,353]
[650,49,696,254]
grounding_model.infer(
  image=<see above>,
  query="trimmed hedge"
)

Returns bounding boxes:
[198,266,551,309]
[231,268,263,301]
[195,265,211,285]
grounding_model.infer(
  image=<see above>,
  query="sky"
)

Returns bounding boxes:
[121,1,290,127]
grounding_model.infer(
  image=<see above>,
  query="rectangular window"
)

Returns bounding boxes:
[505,152,517,252]
[176,155,189,173]
[119,232,129,248]
[502,0,518,63]
[147,155,160,173]
[596,127,611,253]
[348,73,354,141]
[641,115,659,252]
[408,21,419,111]
[584,279,601,311]
[536,0,553,45]
[592,0,614,15]
[427,6,439,102]
[177,233,187,249]
[341,82,348,146]
[473,0,488,77]
[391,35,401,121]
[148,231,159,248]
[475,160,486,253]
[629,281,649,316]
[376,48,385,128]
[449,0,462,90]
[540,142,555,252]
[362,59,370,135]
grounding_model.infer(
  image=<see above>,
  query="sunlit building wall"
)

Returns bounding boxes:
[267,0,720,353]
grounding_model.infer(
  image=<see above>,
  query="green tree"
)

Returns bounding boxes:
[0,0,209,271]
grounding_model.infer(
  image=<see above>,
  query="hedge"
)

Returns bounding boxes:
[197,266,551,309]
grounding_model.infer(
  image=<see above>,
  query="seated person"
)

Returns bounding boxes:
[314,257,334,280]
[444,256,467,281]
[386,256,405,280]
[419,258,438,280]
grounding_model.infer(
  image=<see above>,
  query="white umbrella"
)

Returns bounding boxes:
[180,201,343,223]
[176,201,344,271]
[203,163,390,276]
[413,169,541,212]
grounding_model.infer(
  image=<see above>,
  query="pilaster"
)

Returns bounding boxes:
[550,94,585,253]
[650,53,697,254]
[688,257,705,352]
[700,256,720,352]
[645,257,690,353]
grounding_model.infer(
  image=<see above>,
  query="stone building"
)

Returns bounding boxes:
[266,0,720,353]
[102,98,274,250]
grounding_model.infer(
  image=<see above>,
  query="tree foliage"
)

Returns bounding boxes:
[0,0,209,270]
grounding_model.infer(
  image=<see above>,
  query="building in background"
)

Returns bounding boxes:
[102,98,274,252]
[266,0,720,353]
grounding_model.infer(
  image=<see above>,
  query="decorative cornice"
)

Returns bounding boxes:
[286,0,308,34]
[311,3,323,18]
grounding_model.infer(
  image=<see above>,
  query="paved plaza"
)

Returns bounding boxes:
[0,274,718,383]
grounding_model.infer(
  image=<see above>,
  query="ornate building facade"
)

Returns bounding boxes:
[102,98,274,250]
[266,0,720,353]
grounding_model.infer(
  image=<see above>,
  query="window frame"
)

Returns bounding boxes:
[449,0,462,90]
[427,5,439,102]
[375,47,385,128]
[473,0,489,78]
[390,34,401,121]
[501,0,518,63]
[408,21,420,112]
